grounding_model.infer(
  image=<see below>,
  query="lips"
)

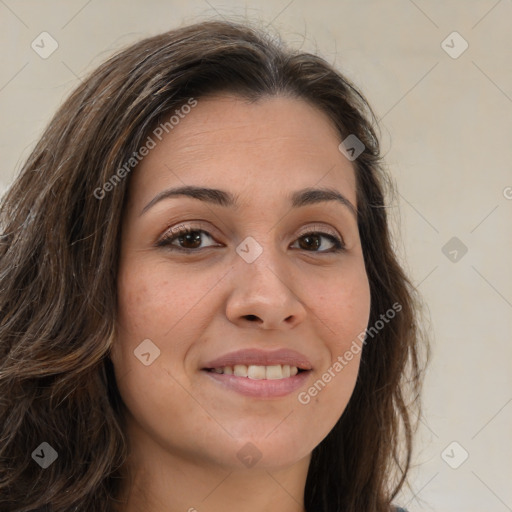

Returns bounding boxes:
[204,369,310,398]
[202,348,313,371]
[201,348,312,398]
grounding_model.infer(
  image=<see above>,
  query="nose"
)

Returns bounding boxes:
[225,252,307,330]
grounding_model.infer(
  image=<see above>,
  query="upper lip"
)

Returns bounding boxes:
[203,348,313,370]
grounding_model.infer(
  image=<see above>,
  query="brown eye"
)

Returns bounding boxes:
[157,228,218,251]
[292,231,345,253]
[156,225,345,254]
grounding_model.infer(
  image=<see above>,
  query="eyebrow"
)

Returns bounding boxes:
[139,185,357,218]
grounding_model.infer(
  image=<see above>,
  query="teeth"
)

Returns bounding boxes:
[265,365,283,380]
[212,364,300,379]
[248,365,266,379]
[233,364,248,377]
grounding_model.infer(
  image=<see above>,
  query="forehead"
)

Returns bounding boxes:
[128,94,357,210]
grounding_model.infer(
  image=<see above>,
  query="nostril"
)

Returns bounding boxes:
[245,315,259,322]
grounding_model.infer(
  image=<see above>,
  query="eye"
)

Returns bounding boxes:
[156,224,345,253]
[156,226,219,252]
[291,229,345,253]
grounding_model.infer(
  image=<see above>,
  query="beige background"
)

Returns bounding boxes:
[1,1,511,511]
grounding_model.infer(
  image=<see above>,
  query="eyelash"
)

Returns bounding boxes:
[156,224,345,254]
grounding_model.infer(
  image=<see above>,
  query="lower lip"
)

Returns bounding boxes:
[203,370,311,398]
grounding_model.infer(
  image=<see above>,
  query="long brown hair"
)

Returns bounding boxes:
[0,19,429,512]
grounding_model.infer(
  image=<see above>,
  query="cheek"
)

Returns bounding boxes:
[111,261,172,375]
[116,276,152,337]
[112,257,219,384]
[111,263,207,437]
[115,259,201,340]
[311,264,371,355]
[293,263,370,421]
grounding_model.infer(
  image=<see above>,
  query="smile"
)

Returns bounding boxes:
[202,366,311,398]
[207,364,302,379]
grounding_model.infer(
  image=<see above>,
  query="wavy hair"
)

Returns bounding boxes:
[0,19,429,512]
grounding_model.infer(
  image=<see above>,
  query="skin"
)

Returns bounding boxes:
[110,93,371,512]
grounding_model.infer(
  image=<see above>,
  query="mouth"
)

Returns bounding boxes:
[201,355,312,398]
[203,364,308,380]
[201,348,313,398]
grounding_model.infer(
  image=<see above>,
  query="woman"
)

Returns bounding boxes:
[0,19,429,512]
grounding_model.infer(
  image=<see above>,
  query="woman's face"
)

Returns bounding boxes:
[111,94,371,472]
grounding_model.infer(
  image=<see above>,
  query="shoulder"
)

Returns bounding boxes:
[394,508,408,512]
